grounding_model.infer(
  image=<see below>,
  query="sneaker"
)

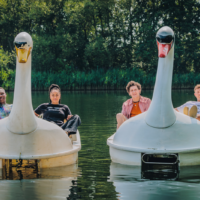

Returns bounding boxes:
[183,106,189,115]
[189,105,198,118]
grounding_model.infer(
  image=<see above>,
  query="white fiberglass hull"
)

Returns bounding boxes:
[107,111,200,166]
[0,117,81,168]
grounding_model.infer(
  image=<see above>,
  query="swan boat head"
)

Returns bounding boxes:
[156,26,174,58]
[14,32,33,63]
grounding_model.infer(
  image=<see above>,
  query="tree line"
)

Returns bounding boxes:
[0,0,200,88]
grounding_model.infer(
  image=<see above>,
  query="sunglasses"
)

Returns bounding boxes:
[156,35,174,44]
[14,42,28,48]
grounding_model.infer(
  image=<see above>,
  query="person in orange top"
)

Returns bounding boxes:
[130,100,142,117]
[116,81,151,129]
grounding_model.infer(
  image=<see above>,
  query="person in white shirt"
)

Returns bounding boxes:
[175,84,200,120]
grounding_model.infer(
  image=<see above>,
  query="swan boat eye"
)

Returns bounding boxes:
[14,42,28,49]
[156,35,174,44]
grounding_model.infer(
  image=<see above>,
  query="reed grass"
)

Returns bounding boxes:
[2,68,199,91]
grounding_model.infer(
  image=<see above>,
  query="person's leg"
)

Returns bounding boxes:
[189,105,198,118]
[116,113,127,129]
[183,106,189,115]
[61,114,81,133]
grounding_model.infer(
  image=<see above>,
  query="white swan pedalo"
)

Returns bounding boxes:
[0,32,81,168]
[107,26,200,166]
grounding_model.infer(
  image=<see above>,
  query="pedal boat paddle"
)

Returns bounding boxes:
[0,32,81,168]
[107,26,200,166]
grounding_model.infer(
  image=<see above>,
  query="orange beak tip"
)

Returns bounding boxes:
[157,43,172,58]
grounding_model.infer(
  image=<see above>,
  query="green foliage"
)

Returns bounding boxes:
[85,37,110,69]
[0,47,14,87]
[0,0,200,88]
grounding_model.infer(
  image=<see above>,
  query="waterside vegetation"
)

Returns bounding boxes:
[2,68,200,90]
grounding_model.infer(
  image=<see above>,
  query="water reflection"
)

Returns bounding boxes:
[0,164,81,199]
[109,162,200,200]
[141,154,179,180]
[0,161,80,180]
[0,179,80,200]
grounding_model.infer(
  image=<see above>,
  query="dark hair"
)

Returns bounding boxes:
[126,81,141,93]
[49,84,61,103]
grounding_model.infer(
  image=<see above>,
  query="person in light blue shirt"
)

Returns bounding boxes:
[0,87,12,119]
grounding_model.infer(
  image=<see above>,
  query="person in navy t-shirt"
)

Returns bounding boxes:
[34,84,81,134]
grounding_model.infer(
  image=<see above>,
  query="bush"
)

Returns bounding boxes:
[2,66,200,90]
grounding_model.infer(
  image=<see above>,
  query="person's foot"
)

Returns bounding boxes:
[183,106,189,115]
[189,105,198,118]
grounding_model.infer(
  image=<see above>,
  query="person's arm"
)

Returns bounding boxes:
[34,104,45,117]
[121,103,128,118]
[34,112,40,117]
[146,98,151,110]
[65,106,73,121]
[67,115,73,120]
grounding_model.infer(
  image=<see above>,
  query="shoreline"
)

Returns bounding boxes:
[5,86,195,92]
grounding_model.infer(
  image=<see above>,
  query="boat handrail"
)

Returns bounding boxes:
[142,153,179,165]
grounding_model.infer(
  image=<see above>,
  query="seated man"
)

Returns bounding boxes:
[176,84,200,120]
[0,87,12,119]
[116,81,151,129]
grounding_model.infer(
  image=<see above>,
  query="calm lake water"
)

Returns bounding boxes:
[2,90,200,200]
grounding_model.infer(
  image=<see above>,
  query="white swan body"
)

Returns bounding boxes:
[0,32,81,167]
[107,27,200,166]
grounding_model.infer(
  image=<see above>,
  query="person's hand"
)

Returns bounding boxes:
[34,112,39,117]
[67,115,73,120]
[196,114,200,121]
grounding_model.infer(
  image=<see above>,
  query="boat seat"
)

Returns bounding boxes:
[69,134,77,142]
[37,117,77,141]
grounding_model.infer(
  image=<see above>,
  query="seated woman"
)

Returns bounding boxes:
[116,81,151,129]
[34,84,81,135]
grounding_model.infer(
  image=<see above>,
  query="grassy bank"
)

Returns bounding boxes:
[1,68,200,91]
